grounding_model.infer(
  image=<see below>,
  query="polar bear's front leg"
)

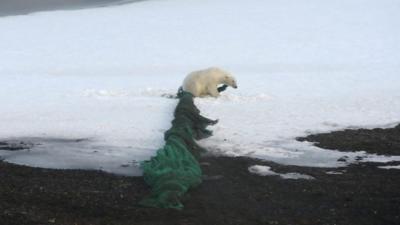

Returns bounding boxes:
[208,86,220,97]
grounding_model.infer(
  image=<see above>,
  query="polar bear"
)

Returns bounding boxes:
[182,67,237,97]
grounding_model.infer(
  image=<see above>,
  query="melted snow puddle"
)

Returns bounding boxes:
[0,137,144,176]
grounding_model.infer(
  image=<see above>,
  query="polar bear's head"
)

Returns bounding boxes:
[221,73,238,89]
[207,67,238,89]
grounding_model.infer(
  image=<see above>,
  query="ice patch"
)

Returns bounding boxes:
[248,165,315,180]
[248,165,277,176]
[378,165,400,170]
[0,137,145,176]
[361,154,400,164]
[279,173,315,180]
[326,171,345,175]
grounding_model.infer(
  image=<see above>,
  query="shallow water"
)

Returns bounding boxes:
[0,137,142,176]
[0,0,140,17]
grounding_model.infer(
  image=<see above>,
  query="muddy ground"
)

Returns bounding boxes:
[1,125,399,225]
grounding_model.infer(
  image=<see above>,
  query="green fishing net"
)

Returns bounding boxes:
[140,90,217,209]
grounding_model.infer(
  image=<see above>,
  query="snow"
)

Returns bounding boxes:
[0,0,400,176]
[248,165,277,176]
[279,173,315,180]
[378,165,400,170]
[248,165,315,180]
[326,171,345,175]
[0,74,176,175]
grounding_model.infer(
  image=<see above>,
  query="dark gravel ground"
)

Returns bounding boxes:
[1,125,400,225]
[297,124,400,155]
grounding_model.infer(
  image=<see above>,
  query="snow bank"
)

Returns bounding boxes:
[0,0,399,175]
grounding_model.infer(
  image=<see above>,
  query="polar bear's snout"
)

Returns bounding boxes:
[223,74,237,89]
[230,78,238,89]
[232,81,238,89]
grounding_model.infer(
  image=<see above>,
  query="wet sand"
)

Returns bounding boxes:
[0,0,139,17]
[1,124,399,225]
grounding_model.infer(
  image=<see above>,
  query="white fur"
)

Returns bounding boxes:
[182,67,237,97]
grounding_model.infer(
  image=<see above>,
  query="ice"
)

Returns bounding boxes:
[0,0,400,175]
[248,165,315,180]
[326,171,345,175]
[378,165,400,170]
[279,173,315,180]
[248,165,277,176]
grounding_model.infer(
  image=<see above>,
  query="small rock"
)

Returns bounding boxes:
[337,156,349,162]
